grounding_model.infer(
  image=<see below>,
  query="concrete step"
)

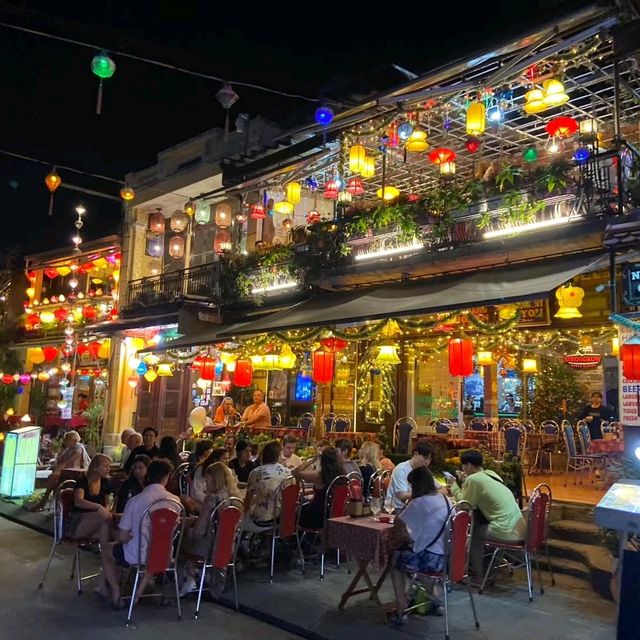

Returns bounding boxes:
[548,519,602,545]
[538,556,590,582]
[550,502,595,524]
[547,539,611,573]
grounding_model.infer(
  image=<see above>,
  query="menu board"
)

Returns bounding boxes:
[620,326,640,426]
[595,481,640,531]
[0,426,41,497]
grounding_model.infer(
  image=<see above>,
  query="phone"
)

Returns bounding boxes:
[442,471,457,483]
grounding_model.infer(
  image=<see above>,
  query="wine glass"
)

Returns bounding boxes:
[383,494,394,515]
[370,497,381,518]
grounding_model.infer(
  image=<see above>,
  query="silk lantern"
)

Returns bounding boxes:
[28,347,45,364]
[285,182,302,204]
[361,156,375,178]
[346,177,365,196]
[448,338,474,376]
[42,346,59,362]
[170,210,189,233]
[348,145,366,173]
[622,342,640,380]
[148,210,165,234]
[312,350,334,383]
[466,101,486,136]
[97,340,111,359]
[234,359,253,387]
[199,356,216,381]
[405,130,428,152]
[214,203,232,227]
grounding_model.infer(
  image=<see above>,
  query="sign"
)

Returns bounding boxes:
[620,325,640,426]
[0,426,41,497]
[61,386,75,420]
[210,381,227,397]
[516,299,551,326]
[563,353,602,369]
[623,263,640,305]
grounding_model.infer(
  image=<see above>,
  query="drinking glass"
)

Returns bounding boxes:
[383,495,393,515]
[370,497,381,518]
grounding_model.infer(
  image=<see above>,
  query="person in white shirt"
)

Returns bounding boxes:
[101,459,181,607]
[279,435,302,470]
[388,442,442,512]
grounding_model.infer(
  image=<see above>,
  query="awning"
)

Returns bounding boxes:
[220,253,607,337]
[144,321,252,352]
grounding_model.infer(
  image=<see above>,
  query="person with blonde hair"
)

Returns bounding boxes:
[358,440,381,497]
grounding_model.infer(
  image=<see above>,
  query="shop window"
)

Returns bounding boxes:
[190,222,216,267]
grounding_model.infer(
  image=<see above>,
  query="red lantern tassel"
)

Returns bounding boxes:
[96,79,103,115]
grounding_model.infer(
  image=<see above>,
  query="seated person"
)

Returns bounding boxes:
[159,435,182,468]
[120,432,142,469]
[357,441,381,498]
[279,435,303,470]
[388,442,441,513]
[229,440,257,484]
[119,428,135,465]
[379,444,396,472]
[293,447,344,530]
[187,438,214,476]
[335,438,362,478]
[214,397,239,427]
[116,454,149,513]
[123,427,161,474]
[448,449,526,578]
[389,467,451,626]
[189,447,229,506]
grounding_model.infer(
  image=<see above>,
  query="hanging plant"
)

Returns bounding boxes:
[495,163,523,192]
[534,160,572,194]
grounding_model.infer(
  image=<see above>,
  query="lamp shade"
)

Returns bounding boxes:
[554,285,584,319]
[466,101,486,136]
[448,338,474,376]
[349,145,366,173]
[312,350,334,383]
[376,344,401,365]
[170,210,189,232]
[234,359,253,387]
[250,203,266,219]
[195,203,211,225]
[477,351,493,366]
[542,78,569,107]
[144,369,158,383]
[168,236,185,258]
[286,182,302,204]
[157,363,173,377]
[376,186,400,201]
[522,358,538,373]
[428,148,456,165]
[278,344,297,369]
[545,117,578,138]
[147,236,163,258]
[346,177,365,196]
[524,88,545,114]
[274,201,294,215]
[361,156,375,178]
[213,229,232,254]
[440,161,456,178]
[622,342,640,380]
[323,180,340,200]
[405,130,428,153]
[214,202,232,227]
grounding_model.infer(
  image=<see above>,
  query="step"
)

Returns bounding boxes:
[547,538,612,574]
[548,519,602,545]
[551,502,595,524]
[538,556,590,582]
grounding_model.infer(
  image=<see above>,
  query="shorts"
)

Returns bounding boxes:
[112,543,130,568]
[394,547,444,574]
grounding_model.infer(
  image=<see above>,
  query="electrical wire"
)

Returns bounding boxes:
[0,21,320,103]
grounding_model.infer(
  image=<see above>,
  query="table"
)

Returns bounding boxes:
[463,430,502,458]
[589,439,624,455]
[525,433,558,474]
[326,515,393,609]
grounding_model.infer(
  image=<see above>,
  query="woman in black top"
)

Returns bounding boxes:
[116,454,149,513]
[228,440,257,484]
[159,435,182,468]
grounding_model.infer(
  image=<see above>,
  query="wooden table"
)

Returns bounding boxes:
[325,515,393,610]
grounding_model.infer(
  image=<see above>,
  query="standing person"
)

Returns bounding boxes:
[448,449,526,579]
[358,441,381,497]
[229,440,258,484]
[335,439,362,478]
[123,427,161,473]
[388,442,441,513]
[116,454,150,513]
[279,435,302,470]
[579,391,615,441]
[159,436,182,468]
[214,397,239,427]
[241,390,272,429]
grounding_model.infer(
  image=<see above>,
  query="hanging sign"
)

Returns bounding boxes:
[210,381,226,397]
[620,325,640,426]
[563,353,602,369]
[623,263,640,305]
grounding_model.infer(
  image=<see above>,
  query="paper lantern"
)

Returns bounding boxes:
[45,170,61,193]
[184,199,196,217]
[96,340,110,360]
[286,182,302,204]
[554,285,584,319]
[278,344,297,369]
[621,342,640,380]
[274,201,294,215]
[250,203,266,220]
[348,145,366,173]
[42,346,58,362]
[323,180,340,200]
[320,337,348,352]
[37,371,50,382]
[466,101,486,136]
[199,356,216,381]
[39,311,55,324]
[215,202,232,227]
[27,347,45,364]
[120,185,135,201]
[545,117,578,138]
[376,186,400,201]
[312,350,334,383]
[523,88,545,114]
[346,177,365,196]
[82,305,98,321]
[448,338,474,376]
[428,148,456,165]
[542,78,569,107]
[522,358,538,373]
[53,308,68,323]
[376,344,401,365]
[213,229,232,254]
[148,210,165,234]
[170,210,189,233]
[234,359,253,387]
[44,268,59,280]
[195,203,211,225]
[465,137,481,153]
[2,374,14,384]
[57,266,71,277]
[19,373,31,385]
[144,369,158,383]
[157,363,173,377]
[440,162,456,178]
[405,130,428,153]
[360,156,375,178]
[168,236,185,258]
[477,351,493,366]
[136,361,148,375]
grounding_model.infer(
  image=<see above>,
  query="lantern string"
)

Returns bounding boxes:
[0,20,320,103]
[96,79,103,116]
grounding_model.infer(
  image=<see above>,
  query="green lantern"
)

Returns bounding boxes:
[523,146,538,163]
[91,52,116,115]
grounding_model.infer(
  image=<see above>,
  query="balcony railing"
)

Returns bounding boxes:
[124,262,223,312]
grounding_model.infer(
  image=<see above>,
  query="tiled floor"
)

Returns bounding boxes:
[524,471,606,505]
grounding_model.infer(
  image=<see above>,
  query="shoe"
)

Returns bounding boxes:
[179,577,197,597]
[387,614,407,629]
[432,606,444,617]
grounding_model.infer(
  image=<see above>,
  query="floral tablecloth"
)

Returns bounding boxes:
[589,439,624,455]
[326,516,392,569]
[463,430,503,458]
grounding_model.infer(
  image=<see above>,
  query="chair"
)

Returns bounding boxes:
[393,417,417,454]
[561,424,603,486]
[469,418,488,431]
[126,499,185,626]
[604,421,623,438]
[334,414,351,433]
[405,502,480,640]
[269,480,304,583]
[480,483,555,603]
[271,412,282,427]
[167,462,191,497]
[193,497,244,617]
[321,412,336,434]
[368,469,391,499]
[38,479,100,594]
[503,424,526,459]
[297,474,351,580]
[540,420,559,435]
[434,418,453,435]
[297,412,315,442]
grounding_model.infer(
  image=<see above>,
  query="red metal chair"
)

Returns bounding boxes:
[126,498,185,626]
[479,483,555,603]
[193,496,244,617]
[269,480,303,583]
[297,474,350,580]
[38,479,100,594]
[167,462,191,496]
[369,470,391,499]
[406,501,480,640]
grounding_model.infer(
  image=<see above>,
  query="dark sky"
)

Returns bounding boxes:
[0,0,587,260]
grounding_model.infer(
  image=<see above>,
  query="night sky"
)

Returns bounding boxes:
[0,0,586,261]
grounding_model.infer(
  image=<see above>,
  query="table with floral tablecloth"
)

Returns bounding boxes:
[589,439,624,455]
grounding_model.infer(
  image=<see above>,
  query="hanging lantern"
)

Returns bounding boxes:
[194,203,211,225]
[27,347,45,364]
[200,356,216,381]
[278,343,297,369]
[234,359,253,387]
[136,361,148,376]
[486,100,503,124]
[554,285,585,319]
[97,340,111,359]
[127,375,139,390]
[545,117,578,138]
[120,185,136,202]
[522,358,539,373]
[37,371,50,382]
[428,148,456,165]
[611,336,620,357]
[144,368,158,383]
[314,106,334,125]
[44,169,62,216]
[405,130,428,153]
[466,101,486,136]
[168,236,185,259]
[274,201,294,215]
[440,162,456,178]
[573,148,590,164]
[285,181,302,204]
[346,177,365,196]
[39,311,55,325]
[523,88,546,114]
[312,349,334,383]
[26,287,35,299]
[477,351,493,366]
[214,202,232,227]
[523,146,538,163]
[407,193,420,203]
[542,78,569,107]
[148,210,165,234]
[376,185,400,201]
[376,344,401,365]
[53,308,67,323]
[546,137,562,155]
[184,199,196,217]
[579,117,598,141]
[250,203,266,220]
[157,363,173,377]
[621,341,640,379]
[323,180,340,200]
[82,305,98,321]
[306,209,321,224]
[146,236,163,258]
[337,191,352,204]
[91,52,116,114]
[42,346,59,362]
[465,138,481,153]
[348,144,366,173]
[170,210,189,233]
[235,210,247,224]
[397,122,414,141]
[360,156,375,178]
[321,337,348,352]
[19,373,31,385]
[213,229,232,254]
[448,338,474,376]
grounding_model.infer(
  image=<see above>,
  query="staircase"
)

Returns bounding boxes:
[544,502,614,600]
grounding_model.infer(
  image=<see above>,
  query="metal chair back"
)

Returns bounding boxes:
[136,498,185,572]
[526,484,552,554]
[562,424,578,458]
[325,474,351,519]
[541,420,560,436]
[393,417,417,454]
[209,497,244,570]
[321,412,336,433]
[434,419,452,434]
[369,469,391,499]
[334,414,351,432]
[577,422,591,455]
[271,412,282,427]
[503,425,526,458]
[469,418,488,431]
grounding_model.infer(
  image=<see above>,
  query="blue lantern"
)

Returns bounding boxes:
[315,106,334,126]
[573,147,590,164]
[487,103,503,124]
[397,122,414,141]
[306,176,319,191]
[214,361,224,379]
[136,361,148,375]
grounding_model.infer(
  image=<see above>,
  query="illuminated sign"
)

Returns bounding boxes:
[0,426,41,497]
[623,263,640,305]
[563,353,602,369]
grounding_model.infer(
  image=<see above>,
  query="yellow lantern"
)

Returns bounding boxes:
[405,130,428,153]
[376,186,400,201]
[60,362,72,373]
[361,155,375,178]
[278,344,297,369]
[120,185,135,201]
[274,201,294,215]
[184,199,197,216]
[93,257,109,270]
[97,340,111,360]
[612,336,620,357]
[129,337,146,352]
[542,78,569,107]
[112,269,120,283]
[348,144,366,173]
[144,353,159,365]
[144,369,158,383]
[157,363,173,377]
[522,358,538,373]
[26,287,35,299]
[376,344,401,365]
[57,266,71,277]
[27,347,45,364]
[39,310,55,324]
[250,354,264,369]
[524,88,545,114]
[554,285,585,319]
[226,358,237,372]
[440,161,456,178]
[477,351,493,366]
[286,182,302,204]
[37,371,50,382]
[466,101,486,136]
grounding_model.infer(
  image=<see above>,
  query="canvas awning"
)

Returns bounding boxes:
[143,321,252,352]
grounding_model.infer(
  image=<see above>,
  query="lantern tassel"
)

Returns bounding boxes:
[96,79,104,115]
[48,193,54,216]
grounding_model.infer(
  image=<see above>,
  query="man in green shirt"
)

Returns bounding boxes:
[449,450,526,578]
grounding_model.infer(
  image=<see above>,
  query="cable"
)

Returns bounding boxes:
[0,21,320,103]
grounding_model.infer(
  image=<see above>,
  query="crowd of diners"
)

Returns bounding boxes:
[32,422,526,627]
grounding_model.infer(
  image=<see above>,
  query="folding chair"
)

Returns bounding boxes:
[562,424,603,486]
[434,419,452,435]
[167,462,191,496]
[321,412,336,434]
[334,414,351,433]
[368,469,391,499]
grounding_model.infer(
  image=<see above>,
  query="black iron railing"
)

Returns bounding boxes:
[124,262,223,310]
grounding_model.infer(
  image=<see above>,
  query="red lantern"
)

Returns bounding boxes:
[42,346,59,362]
[545,117,578,138]
[306,209,321,224]
[54,307,68,322]
[76,343,90,357]
[428,148,456,165]
[312,350,334,383]
[448,338,474,377]
[2,374,13,384]
[465,137,481,153]
[213,229,232,254]
[44,268,59,280]
[346,177,365,196]
[191,354,204,370]
[407,193,420,203]
[199,356,216,381]
[320,337,348,352]
[82,305,98,321]
[249,203,266,220]
[622,343,640,380]
[26,313,40,326]
[234,359,253,387]
[88,341,101,359]
[323,180,340,200]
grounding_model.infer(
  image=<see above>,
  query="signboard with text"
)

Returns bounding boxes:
[623,263,640,305]
[620,325,640,426]
[470,299,550,327]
